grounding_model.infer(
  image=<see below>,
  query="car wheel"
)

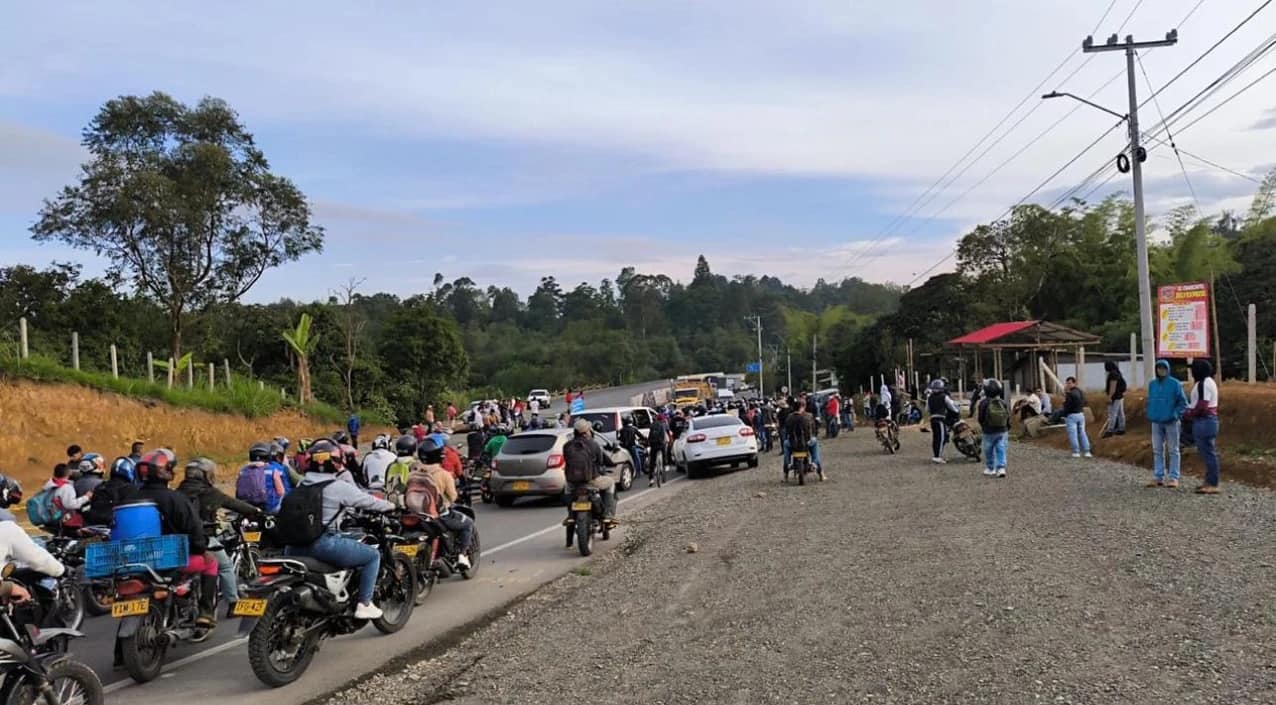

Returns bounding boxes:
[747,454,759,469]
[617,464,634,492]
[685,462,699,479]
[495,495,516,508]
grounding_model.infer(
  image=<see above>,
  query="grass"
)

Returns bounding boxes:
[571,567,593,577]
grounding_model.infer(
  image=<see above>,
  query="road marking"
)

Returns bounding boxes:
[100,473,683,694]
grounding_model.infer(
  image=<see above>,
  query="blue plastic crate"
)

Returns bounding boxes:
[84,535,189,579]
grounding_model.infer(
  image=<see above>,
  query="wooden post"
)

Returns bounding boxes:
[18,318,28,359]
[147,352,155,383]
[1247,303,1257,383]
[223,359,231,388]
[71,332,80,370]
[166,358,175,389]
[1077,346,1086,390]
[209,363,216,391]
[110,344,119,379]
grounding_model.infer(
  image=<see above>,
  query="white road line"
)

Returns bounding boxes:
[101,474,683,694]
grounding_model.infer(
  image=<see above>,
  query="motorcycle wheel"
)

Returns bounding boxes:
[84,584,111,617]
[120,607,167,684]
[413,553,435,606]
[51,578,86,631]
[372,554,417,635]
[248,598,318,688]
[461,529,481,579]
[575,512,593,557]
[237,545,262,583]
[5,658,104,705]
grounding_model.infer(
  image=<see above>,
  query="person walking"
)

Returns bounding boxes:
[1185,359,1222,494]
[1102,361,1128,438]
[926,379,960,464]
[346,413,361,450]
[1063,377,1092,458]
[1145,359,1188,488]
[425,404,436,426]
[976,380,1010,477]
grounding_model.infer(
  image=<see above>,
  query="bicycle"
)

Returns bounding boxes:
[646,447,666,487]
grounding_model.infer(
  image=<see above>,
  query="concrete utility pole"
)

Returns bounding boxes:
[1078,30,1177,383]
[751,315,764,397]
[811,334,817,393]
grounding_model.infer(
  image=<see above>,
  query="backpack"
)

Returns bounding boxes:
[385,458,415,497]
[235,462,269,507]
[266,479,335,546]
[403,470,440,516]
[985,398,1010,430]
[26,487,64,528]
[563,439,595,485]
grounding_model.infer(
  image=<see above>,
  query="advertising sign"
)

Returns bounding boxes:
[1156,282,1211,358]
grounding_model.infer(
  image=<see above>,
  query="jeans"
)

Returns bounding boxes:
[807,439,823,470]
[826,416,839,438]
[782,434,792,469]
[1066,413,1091,454]
[930,417,948,458]
[1150,420,1181,482]
[841,411,854,431]
[1193,416,1221,486]
[438,508,475,554]
[207,539,238,603]
[627,445,644,478]
[982,431,1008,470]
[1107,399,1126,433]
[289,533,380,604]
[573,475,617,519]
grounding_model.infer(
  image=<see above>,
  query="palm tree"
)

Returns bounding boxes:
[282,313,318,403]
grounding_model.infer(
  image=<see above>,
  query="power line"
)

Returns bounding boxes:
[1137,52,1200,208]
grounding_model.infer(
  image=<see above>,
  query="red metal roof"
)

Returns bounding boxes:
[948,321,1039,346]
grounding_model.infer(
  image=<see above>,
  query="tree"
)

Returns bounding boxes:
[334,278,367,411]
[282,313,319,403]
[378,304,468,425]
[30,92,324,360]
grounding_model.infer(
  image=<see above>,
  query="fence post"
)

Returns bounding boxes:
[146,352,155,383]
[167,359,175,389]
[1247,303,1257,383]
[110,344,119,379]
[186,362,194,389]
[281,387,287,400]
[223,359,231,388]
[259,380,265,390]
[71,332,80,370]
[208,362,215,392]
[18,318,28,359]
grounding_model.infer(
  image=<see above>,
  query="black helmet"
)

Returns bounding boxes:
[333,431,351,445]
[306,439,341,474]
[184,457,217,484]
[394,435,418,457]
[248,442,271,463]
[983,379,1003,398]
[0,474,23,509]
[269,441,286,460]
[417,437,444,464]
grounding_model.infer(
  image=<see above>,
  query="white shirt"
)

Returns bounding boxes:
[1190,377,1219,410]
[530,399,540,414]
[361,448,396,489]
[42,480,91,513]
[0,521,65,577]
[879,385,892,409]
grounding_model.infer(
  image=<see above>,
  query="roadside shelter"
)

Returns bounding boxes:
[947,320,1101,393]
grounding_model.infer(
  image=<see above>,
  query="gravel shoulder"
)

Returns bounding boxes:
[323,425,1276,705]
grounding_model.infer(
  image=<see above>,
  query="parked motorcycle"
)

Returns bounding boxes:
[0,564,103,705]
[949,418,983,462]
[564,486,610,557]
[398,505,481,606]
[237,511,416,688]
[876,419,901,454]
[897,401,923,426]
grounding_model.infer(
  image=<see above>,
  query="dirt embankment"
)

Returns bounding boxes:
[0,379,389,489]
[1029,381,1276,489]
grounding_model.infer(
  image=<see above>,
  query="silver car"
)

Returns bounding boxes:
[490,428,635,507]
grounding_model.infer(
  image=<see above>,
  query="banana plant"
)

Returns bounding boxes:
[282,313,319,403]
[152,352,194,372]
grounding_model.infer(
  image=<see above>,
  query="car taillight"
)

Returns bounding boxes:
[739,428,755,436]
[115,579,147,597]
[546,454,565,469]
[687,433,707,443]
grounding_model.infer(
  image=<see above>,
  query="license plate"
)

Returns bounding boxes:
[792,451,809,459]
[511,481,531,492]
[111,598,149,618]
[716,437,731,446]
[570,501,592,511]
[242,531,262,543]
[232,598,268,617]
[394,543,420,557]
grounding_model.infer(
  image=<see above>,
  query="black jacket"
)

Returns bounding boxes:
[647,419,669,448]
[1104,362,1127,401]
[562,435,614,484]
[177,477,262,529]
[82,477,140,527]
[618,425,640,449]
[1063,387,1087,415]
[139,483,208,553]
[784,411,815,448]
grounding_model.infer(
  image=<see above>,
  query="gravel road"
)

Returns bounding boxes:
[322,425,1276,705]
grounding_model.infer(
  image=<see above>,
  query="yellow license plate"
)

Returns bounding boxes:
[242,531,262,543]
[716,437,732,446]
[232,598,268,617]
[394,544,420,557]
[511,481,531,492]
[570,501,592,511]
[111,598,149,618]
[792,451,809,459]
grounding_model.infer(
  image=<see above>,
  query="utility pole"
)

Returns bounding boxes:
[787,350,792,395]
[752,315,764,397]
[1081,30,1177,383]
[811,334,818,393]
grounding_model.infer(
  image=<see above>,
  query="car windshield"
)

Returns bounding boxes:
[530,389,548,395]
[692,416,743,430]
[499,434,559,455]
[575,412,617,433]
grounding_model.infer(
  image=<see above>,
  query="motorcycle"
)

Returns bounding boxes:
[949,418,983,462]
[236,511,416,688]
[24,530,110,631]
[564,486,610,557]
[788,447,816,485]
[216,514,265,584]
[111,560,219,684]
[897,401,923,427]
[876,419,901,454]
[397,505,481,606]
[0,564,103,705]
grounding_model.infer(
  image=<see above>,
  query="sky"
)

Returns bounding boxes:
[2,0,1275,301]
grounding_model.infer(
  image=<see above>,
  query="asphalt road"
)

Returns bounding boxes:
[87,378,675,704]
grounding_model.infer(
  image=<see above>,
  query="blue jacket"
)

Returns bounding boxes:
[347,415,360,434]
[1145,359,1187,424]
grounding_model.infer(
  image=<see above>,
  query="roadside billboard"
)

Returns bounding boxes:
[1156,282,1211,358]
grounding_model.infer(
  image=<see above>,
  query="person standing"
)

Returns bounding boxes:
[425,405,436,426]
[1185,359,1222,494]
[1102,361,1128,438]
[446,402,458,423]
[926,379,960,464]
[1063,377,1092,459]
[976,380,1010,477]
[1145,359,1188,488]
[346,413,361,450]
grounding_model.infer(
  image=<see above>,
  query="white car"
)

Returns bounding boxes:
[526,388,552,409]
[673,414,759,478]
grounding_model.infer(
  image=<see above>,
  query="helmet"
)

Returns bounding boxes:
[138,448,177,484]
[929,379,946,393]
[109,457,136,483]
[248,442,271,463]
[79,453,106,476]
[983,379,1003,398]
[306,439,341,474]
[273,436,291,453]
[371,434,391,451]
[573,419,593,435]
[184,457,217,484]
[394,435,418,457]
[621,416,634,427]
[0,474,23,509]
[493,426,510,438]
[417,437,444,464]
[269,441,286,460]
[333,431,351,445]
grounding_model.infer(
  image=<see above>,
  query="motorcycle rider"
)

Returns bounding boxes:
[563,420,618,527]
[40,462,93,534]
[362,434,396,491]
[414,439,474,569]
[0,474,23,523]
[926,379,961,464]
[179,458,264,612]
[83,457,141,526]
[288,438,395,620]
[783,399,822,482]
[136,449,220,627]
[482,426,510,461]
[616,416,644,481]
[74,453,106,497]
[0,505,64,604]
[646,414,670,484]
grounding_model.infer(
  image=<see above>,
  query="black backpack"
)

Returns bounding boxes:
[266,479,335,547]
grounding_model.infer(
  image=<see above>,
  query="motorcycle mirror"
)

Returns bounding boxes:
[0,562,12,579]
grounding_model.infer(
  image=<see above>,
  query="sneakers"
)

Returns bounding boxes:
[931,457,947,464]
[1146,480,1164,488]
[1166,479,1180,489]
[995,468,1006,478]
[457,554,472,570]
[817,471,826,482]
[1083,452,1093,458]
[354,602,384,620]
[1194,484,1220,495]
[982,468,996,476]
[1071,453,1081,458]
